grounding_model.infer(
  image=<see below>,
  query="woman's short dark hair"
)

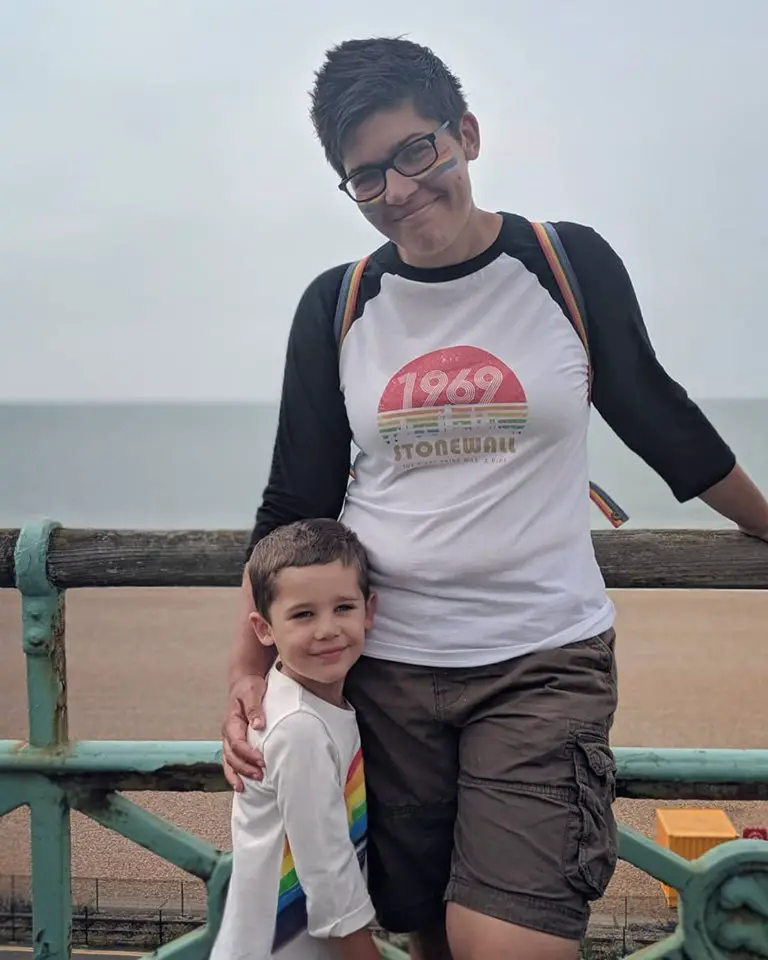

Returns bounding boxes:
[310,36,468,178]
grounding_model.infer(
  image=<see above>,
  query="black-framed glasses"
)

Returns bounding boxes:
[338,120,451,203]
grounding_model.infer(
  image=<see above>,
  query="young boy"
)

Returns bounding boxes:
[210,518,379,960]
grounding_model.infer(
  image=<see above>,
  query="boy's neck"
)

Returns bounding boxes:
[276,660,347,708]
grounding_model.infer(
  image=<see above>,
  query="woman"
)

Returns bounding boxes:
[221,36,768,960]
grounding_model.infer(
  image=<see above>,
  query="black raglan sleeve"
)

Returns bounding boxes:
[247,265,353,556]
[555,221,736,503]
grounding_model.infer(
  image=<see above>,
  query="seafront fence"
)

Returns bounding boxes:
[1,521,768,960]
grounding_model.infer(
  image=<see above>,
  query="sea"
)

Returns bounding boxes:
[0,399,766,531]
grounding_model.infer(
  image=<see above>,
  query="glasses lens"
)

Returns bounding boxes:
[394,138,438,176]
[347,169,385,201]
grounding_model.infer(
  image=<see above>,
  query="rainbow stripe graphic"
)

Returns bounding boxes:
[272,747,367,951]
[345,748,368,850]
[588,481,630,529]
[377,403,528,446]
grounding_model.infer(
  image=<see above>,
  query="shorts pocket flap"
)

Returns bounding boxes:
[581,741,616,778]
[564,734,618,901]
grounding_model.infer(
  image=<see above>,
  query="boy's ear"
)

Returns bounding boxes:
[364,591,377,630]
[249,610,275,646]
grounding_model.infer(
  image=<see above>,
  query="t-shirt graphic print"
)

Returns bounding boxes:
[377,345,527,470]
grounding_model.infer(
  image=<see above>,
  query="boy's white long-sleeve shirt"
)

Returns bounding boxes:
[210,665,374,960]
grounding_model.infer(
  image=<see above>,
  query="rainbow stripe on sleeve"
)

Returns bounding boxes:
[345,748,368,853]
[272,747,368,950]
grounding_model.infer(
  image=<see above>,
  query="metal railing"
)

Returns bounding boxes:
[1,521,767,960]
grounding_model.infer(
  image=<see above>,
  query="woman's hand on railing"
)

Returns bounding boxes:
[221,673,268,791]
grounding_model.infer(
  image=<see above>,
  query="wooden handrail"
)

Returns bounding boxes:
[2,526,768,590]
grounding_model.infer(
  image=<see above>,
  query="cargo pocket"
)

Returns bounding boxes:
[563,729,618,900]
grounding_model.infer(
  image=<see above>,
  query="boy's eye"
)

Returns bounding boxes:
[292,610,313,620]
[336,604,355,613]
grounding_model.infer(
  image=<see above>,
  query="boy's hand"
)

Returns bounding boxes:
[221,673,268,791]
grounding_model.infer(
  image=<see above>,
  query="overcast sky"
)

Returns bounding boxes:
[2,0,766,401]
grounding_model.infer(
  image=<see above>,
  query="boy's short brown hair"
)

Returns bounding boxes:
[246,518,370,620]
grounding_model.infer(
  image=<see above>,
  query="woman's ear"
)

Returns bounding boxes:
[459,112,481,162]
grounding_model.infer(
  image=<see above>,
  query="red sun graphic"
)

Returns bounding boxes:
[378,346,526,413]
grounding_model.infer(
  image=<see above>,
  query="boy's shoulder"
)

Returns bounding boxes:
[246,668,316,744]
[247,666,356,758]
[244,669,363,796]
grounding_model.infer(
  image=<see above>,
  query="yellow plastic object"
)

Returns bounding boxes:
[655,808,739,906]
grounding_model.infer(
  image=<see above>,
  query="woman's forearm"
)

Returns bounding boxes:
[227,568,275,691]
[700,463,768,539]
[329,928,381,960]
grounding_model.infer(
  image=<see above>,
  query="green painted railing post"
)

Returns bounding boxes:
[14,520,72,960]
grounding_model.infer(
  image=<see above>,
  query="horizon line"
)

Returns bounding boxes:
[0,395,766,406]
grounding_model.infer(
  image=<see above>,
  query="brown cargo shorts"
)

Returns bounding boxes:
[343,629,618,942]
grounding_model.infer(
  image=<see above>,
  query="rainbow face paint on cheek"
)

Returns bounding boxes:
[418,154,458,183]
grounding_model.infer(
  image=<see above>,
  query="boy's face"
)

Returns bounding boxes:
[340,100,481,264]
[251,560,375,702]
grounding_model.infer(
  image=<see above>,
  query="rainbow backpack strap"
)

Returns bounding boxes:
[334,256,370,481]
[531,220,629,529]
[333,256,370,353]
[531,221,593,398]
